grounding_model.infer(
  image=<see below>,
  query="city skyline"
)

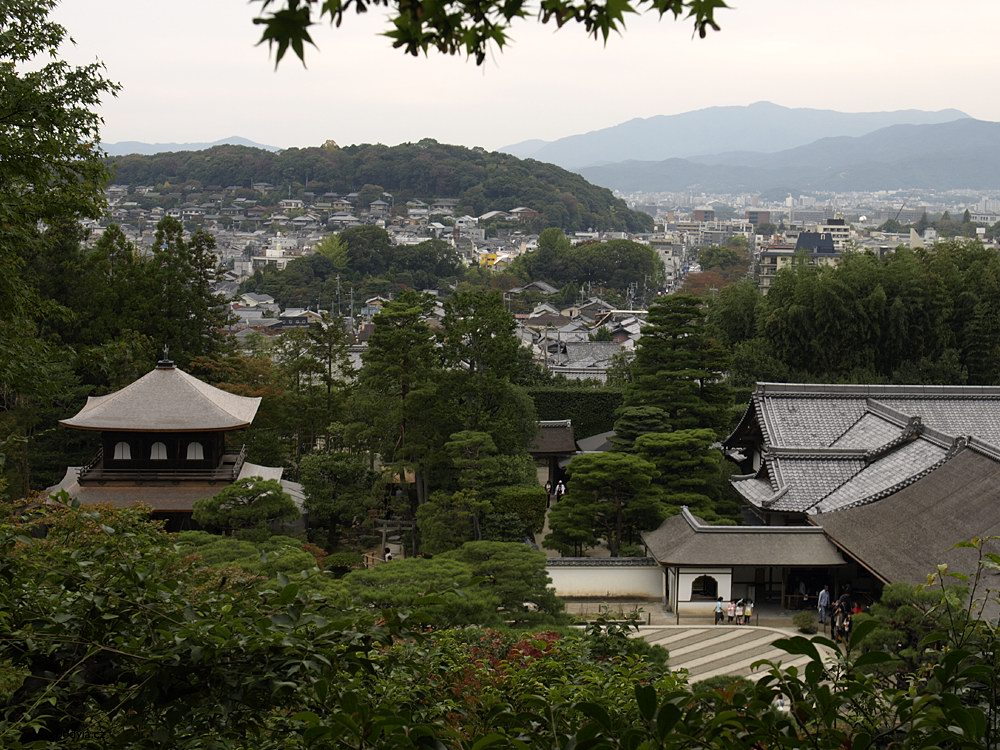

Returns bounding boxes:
[54,0,1000,152]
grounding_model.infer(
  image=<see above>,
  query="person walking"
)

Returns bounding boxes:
[714,597,724,625]
[817,585,830,625]
[726,599,736,624]
[544,480,553,508]
[743,599,753,625]
[554,480,566,501]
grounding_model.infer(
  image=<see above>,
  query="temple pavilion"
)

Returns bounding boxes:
[47,356,302,530]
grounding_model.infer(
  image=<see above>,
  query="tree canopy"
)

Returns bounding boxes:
[254,0,726,65]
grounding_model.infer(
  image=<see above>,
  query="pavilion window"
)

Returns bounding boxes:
[150,442,168,461]
[113,441,132,460]
[691,575,719,599]
[186,442,205,461]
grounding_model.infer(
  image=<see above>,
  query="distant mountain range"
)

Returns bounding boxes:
[501,102,970,169]
[576,119,1000,193]
[102,136,280,156]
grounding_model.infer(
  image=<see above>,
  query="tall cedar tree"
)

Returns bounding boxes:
[144,217,231,367]
[625,294,732,435]
[356,291,439,505]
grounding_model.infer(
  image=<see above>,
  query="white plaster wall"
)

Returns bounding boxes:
[547,565,664,599]
[677,568,732,602]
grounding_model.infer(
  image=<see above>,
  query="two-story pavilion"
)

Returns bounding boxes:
[48,357,302,530]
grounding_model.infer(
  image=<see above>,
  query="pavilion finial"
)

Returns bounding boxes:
[157,345,174,369]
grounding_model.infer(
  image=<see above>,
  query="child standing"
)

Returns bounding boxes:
[726,599,736,624]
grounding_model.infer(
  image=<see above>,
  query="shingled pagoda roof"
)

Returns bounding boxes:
[723,383,1000,516]
[60,361,261,432]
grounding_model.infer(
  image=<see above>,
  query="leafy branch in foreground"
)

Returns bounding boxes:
[253,0,728,65]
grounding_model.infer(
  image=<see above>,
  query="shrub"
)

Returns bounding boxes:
[793,611,818,634]
[324,550,362,577]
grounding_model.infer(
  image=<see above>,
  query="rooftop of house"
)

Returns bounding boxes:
[642,508,846,568]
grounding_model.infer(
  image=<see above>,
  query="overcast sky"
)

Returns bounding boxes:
[52,0,1000,151]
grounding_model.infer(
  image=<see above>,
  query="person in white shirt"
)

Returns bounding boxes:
[817,585,830,624]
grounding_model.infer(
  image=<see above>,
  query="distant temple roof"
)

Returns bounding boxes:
[60,361,261,432]
[724,382,1000,515]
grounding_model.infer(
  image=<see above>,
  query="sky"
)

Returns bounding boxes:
[52,0,1000,151]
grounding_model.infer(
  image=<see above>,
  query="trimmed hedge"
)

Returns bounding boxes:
[526,386,624,439]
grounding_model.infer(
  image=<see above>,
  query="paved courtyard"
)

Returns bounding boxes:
[634,626,811,682]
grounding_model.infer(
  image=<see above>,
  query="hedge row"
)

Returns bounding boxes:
[525,386,624,439]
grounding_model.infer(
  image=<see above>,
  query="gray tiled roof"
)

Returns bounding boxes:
[725,383,1000,516]
[731,475,776,506]
[830,412,903,449]
[811,438,948,514]
[815,448,1000,608]
[60,364,261,432]
[762,397,867,447]
[771,457,867,512]
[876,398,1000,445]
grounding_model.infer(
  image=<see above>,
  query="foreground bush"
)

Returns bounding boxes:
[1,499,997,748]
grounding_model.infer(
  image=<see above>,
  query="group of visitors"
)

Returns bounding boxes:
[715,597,754,625]
[817,584,864,643]
[544,480,566,508]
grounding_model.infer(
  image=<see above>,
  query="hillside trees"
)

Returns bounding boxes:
[110,142,653,233]
[0,0,119,496]
[191,478,299,537]
[716,240,1000,387]
[512,229,662,295]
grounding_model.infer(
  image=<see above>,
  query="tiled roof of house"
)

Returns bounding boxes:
[725,383,1000,515]
[642,508,846,567]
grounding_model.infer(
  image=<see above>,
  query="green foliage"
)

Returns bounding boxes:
[635,429,738,521]
[491,484,548,535]
[3,501,1000,748]
[191,477,299,536]
[792,610,818,634]
[414,490,483,554]
[111,142,652,232]
[335,555,503,627]
[546,452,662,557]
[726,241,1000,386]
[299,451,375,550]
[527,385,624,438]
[612,406,671,451]
[513,230,662,292]
[443,540,564,623]
[626,294,732,435]
[254,0,724,65]
[0,1,117,497]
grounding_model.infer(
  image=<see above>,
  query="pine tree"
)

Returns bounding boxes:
[625,294,732,434]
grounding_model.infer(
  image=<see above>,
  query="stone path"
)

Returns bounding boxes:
[634,626,811,682]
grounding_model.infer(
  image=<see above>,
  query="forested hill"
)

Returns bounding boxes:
[106,140,652,232]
